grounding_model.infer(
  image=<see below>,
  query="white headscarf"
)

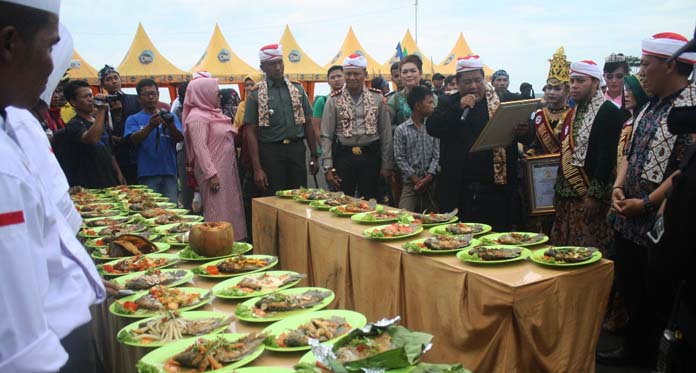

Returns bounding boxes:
[39,23,73,105]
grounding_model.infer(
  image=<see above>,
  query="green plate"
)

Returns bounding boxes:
[457,246,532,264]
[362,224,423,241]
[351,211,401,224]
[529,247,603,267]
[152,222,200,236]
[110,268,194,290]
[275,190,297,198]
[329,205,375,217]
[77,202,120,211]
[403,237,481,254]
[193,255,278,279]
[309,200,332,210]
[161,234,189,248]
[293,196,326,204]
[117,310,232,348]
[428,222,492,236]
[212,270,303,299]
[177,242,253,261]
[109,286,211,318]
[262,309,367,352]
[82,215,134,227]
[79,209,123,219]
[418,216,459,228]
[136,333,264,372]
[235,287,335,323]
[479,232,549,247]
[232,368,293,373]
[79,223,149,239]
[97,253,179,277]
[131,206,187,216]
[298,351,415,373]
[145,215,204,226]
[91,242,171,261]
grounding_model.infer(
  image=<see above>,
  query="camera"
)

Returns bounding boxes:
[158,110,174,123]
[94,93,122,106]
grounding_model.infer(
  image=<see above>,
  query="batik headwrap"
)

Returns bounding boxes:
[98,64,119,82]
[255,78,305,127]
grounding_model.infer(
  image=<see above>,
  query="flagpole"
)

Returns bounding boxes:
[414,0,419,44]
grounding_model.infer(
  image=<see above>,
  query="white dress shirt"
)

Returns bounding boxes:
[0,112,106,372]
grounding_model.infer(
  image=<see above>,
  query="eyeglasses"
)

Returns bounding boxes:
[140,91,159,98]
[604,73,625,81]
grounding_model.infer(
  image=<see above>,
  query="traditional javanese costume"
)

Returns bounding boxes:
[550,60,624,252]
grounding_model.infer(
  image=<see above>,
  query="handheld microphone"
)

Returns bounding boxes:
[460,107,470,121]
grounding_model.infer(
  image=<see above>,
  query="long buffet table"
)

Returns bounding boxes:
[251,196,614,373]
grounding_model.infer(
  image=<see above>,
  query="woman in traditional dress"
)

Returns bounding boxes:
[183,77,247,240]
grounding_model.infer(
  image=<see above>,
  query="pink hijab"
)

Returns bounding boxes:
[182,77,232,165]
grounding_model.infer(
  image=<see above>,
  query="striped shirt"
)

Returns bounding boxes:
[393,118,440,180]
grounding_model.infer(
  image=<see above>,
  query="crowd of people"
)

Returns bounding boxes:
[1,0,695,371]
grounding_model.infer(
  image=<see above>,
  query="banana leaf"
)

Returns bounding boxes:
[313,318,432,372]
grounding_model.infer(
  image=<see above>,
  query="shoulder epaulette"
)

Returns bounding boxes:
[290,80,302,85]
[330,89,343,97]
[368,87,383,95]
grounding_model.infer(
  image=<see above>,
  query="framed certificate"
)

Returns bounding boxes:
[524,154,559,215]
[470,98,541,153]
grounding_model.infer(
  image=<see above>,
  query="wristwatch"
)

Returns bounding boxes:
[642,195,656,214]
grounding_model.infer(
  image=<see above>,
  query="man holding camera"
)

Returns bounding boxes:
[125,79,183,203]
[62,79,126,188]
[98,64,141,184]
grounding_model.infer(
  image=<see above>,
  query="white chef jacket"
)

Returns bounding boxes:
[0,113,106,372]
[5,107,81,233]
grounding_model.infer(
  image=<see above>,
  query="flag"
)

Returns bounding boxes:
[396,42,404,61]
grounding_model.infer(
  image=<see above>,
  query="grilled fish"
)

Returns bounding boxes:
[469,247,522,260]
[254,290,331,312]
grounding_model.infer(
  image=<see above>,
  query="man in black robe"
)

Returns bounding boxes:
[427,56,524,231]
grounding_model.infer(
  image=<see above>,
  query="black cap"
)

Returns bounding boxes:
[433,73,445,80]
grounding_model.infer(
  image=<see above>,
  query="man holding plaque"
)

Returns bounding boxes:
[550,60,623,251]
[427,55,523,231]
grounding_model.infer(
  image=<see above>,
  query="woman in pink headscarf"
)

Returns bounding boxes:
[183,77,247,240]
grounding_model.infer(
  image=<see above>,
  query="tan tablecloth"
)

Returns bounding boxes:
[252,197,614,373]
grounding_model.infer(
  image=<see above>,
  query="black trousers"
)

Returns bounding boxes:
[615,233,667,358]
[259,141,307,195]
[59,323,100,373]
[333,144,381,200]
[457,182,518,232]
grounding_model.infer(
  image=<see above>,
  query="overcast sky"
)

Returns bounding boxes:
[60,0,694,98]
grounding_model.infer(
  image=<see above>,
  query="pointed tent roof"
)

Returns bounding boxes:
[435,33,494,77]
[190,24,262,83]
[279,25,326,81]
[325,27,382,78]
[117,23,189,84]
[68,49,99,85]
[382,29,436,79]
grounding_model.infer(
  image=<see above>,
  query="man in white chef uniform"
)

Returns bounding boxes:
[0,1,111,372]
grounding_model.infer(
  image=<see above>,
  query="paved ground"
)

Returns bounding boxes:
[596,330,652,373]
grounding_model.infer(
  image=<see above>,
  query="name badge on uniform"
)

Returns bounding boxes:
[352,146,362,155]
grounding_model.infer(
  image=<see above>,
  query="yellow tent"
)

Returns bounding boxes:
[117,23,189,85]
[279,25,326,82]
[325,27,382,78]
[382,29,435,79]
[68,49,99,85]
[436,33,494,77]
[190,24,262,83]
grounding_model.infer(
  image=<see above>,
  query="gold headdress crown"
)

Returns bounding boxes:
[547,47,570,86]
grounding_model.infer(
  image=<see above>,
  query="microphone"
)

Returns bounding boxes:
[460,107,470,121]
